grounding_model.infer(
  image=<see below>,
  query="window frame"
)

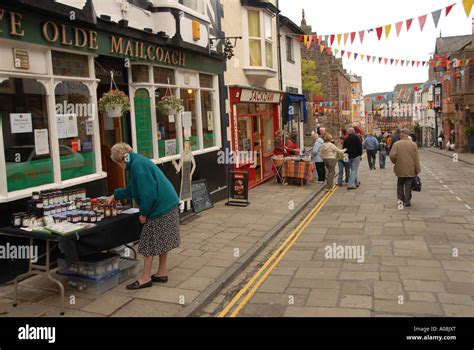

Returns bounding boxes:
[0,45,103,203]
[286,35,294,63]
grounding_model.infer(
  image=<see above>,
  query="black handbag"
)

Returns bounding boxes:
[412,176,422,192]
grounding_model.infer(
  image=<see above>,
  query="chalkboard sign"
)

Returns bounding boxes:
[134,89,154,159]
[191,180,214,214]
[226,171,250,207]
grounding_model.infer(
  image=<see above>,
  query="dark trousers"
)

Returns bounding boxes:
[367,150,377,169]
[397,177,414,204]
[315,162,326,182]
[379,151,386,169]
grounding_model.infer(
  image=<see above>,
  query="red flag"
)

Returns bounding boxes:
[416,61,420,67]
[359,30,365,43]
[418,14,427,31]
[401,60,405,66]
[378,57,383,64]
[377,96,382,101]
[412,61,415,67]
[350,32,356,44]
[347,52,352,59]
[395,21,403,36]
[299,35,303,43]
[341,50,345,58]
[330,34,335,46]
[406,18,413,31]
[445,3,455,16]
[367,55,371,62]
[376,27,383,40]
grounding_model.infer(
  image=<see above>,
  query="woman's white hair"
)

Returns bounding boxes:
[111,143,133,164]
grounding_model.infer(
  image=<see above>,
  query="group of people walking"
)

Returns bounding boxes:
[312,127,421,207]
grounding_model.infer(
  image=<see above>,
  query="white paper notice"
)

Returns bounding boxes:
[165,139,176,156]
[66,114,78,138]
[56,115,68,139]
[10,113,32,134]
[168,114,175,123]
[86,120,94,136]
[34,129,50,155]
[207,111,213,131]
[182,112,192,128]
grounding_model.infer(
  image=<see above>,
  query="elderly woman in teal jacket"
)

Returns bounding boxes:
[108,143,180,290]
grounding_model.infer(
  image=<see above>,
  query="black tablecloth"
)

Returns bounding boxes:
[0,213,142,267]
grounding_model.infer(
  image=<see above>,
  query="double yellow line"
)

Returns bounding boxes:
[218,186,337,317]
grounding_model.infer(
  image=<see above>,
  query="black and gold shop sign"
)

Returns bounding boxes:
[0,6,223,73]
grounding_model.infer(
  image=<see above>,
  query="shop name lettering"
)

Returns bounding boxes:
[0,9,186,67]
[248,91,275,102]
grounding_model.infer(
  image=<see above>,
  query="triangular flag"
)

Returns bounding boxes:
[390,58,394,65]
[299,35,303,43]
[432,9,442,28]
[372,56,377,63]
[412,61,415,67]
[463,0,474,17]
[325,35,329,43]
[401,60,405,66]
[318,35,323,43]
[385,24,391,39]
[354,53,358,60]
[367,55,371,62]
[341,50,345,57]
[407,60,411,66]
[320,44,325,53]
[327,47,332,55]
[416,61,420,67]
[334,48,339,57]
[306,35,313,49]
[467,59,471,65]
[361,54,365,61]
[395,59,400,66]
[406,18,413,31]
[303,35,308,45]
[344,33,349,45]
[359,31,365,44]
[395,21,403,36]
[330,34,335,46]
[384,58,389,65]
[378,57,383,64]
[350,32,356,44]
[418,15,427,31]
[337,33,342,45]
[347,52,352,59]
[445,3,455,16]
[376,27,383,40]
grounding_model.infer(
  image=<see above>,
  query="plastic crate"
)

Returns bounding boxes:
[57,253,119,278]
[118,258,139,284]
[58,270,119,295]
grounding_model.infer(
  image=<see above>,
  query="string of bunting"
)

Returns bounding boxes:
[299,1,473,46]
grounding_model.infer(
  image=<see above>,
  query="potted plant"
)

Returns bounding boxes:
[98,89,131,118]
[465,125,474,153]
[156,95,183,115]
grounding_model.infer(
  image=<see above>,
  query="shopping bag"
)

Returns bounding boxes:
[412,176,422,192]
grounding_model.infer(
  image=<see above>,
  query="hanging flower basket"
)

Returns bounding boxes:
[98,90,130,118]
[156,95,183,115]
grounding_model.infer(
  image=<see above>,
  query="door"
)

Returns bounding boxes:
[253,116,263,183]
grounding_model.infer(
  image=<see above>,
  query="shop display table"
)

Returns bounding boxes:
[0,213,141,315]
[281,157,315,186]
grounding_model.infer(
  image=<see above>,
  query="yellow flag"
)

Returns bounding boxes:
[463,0,474,17]
[303,35,308,45]
[337,34,342,45]
[320,44,325,53]
[385,24,391,39]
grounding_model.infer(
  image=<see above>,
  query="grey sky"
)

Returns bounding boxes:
[280,0,473,95]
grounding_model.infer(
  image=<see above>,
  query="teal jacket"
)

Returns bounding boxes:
[114,152,179,219]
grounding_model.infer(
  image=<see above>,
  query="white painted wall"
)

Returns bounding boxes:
[280,26,302,94]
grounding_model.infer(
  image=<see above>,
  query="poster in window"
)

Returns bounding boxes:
[10,113,32,134]
[86,120,94,136]
[165,139,176,157]
[66,114,78,137]
[207,111,213,131]
[182,111,192,128]
[34,129,50,155]
[169,114,175,123]
[56,115,68,139]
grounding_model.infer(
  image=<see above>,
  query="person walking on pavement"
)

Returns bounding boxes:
[363,132,379,170]
[389,129,421,208]
[379,137,388,169]
[438,131,444,150]
[321,133,346,191]
[336,136,350,186]
[390,129,401,151]
[343,127,363,190]
[312,128,326,183]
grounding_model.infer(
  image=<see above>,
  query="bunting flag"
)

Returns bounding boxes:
[406,18,413,31]
[337,33,342,45]
[372,56,377,63]
[361,54,365,61]
[390,58,394,65]
[350,32,356,44]
[376,26,383,40]
[463,0,474,17]
[445,3,455,16]
[325,35,329,43]
[344,33,349,45]
[418,14,427,31]
[378,57,383,64]
[384,58,389,65]
[299,35,303,43]
[395,21,403,36]
[333,48,339,57]
[359,30,365,44]
[384,24,391,39]
[354,53,358,60]
[341,50,345,57]
[347,52,352,59]
[330,34,335,46]
[395,59,399,66]
[432,9,442,28]
[320,44,325,53]
[367,55,371,62]
[306,35,313,49]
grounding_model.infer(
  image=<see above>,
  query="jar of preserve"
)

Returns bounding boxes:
[111,205,117,217]
[32,192,41,200]
[116,202,123,215]
[12,213,22,227]
[42,195,49,207]
[96,212,102,222]
[66,214,73,223]
[89,211,97,223]
[72,212,81,224]
[97,210,104,221]
[104,205,112,218]
[21,215,31,228]
[84,198,92,210]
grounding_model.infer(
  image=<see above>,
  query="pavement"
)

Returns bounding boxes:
[423,147,474,165]
[204,149,474,317]
[0,175,325,317]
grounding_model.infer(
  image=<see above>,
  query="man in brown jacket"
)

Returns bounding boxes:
[389,129,421,208]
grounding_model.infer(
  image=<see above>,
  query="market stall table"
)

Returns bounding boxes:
[281,157,315,186]
[0,213,141,315]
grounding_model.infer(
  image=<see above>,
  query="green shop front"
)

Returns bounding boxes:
[0,2,227,283]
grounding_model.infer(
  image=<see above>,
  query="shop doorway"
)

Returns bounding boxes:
[95,58,129,194]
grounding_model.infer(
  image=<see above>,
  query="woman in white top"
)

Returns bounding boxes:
[320,133,346,191]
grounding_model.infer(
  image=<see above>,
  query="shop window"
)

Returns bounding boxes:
[199,73,213,88]
[180,88,199,151]
[55,82,95,181]
[52,51,89,77]
[262,115,274,155]
[154,67,175,85]
[237,116,252,154]
[134,89,154,159]
[179,0,205,14]
[155,88,178,158]
[0,78,53,192]
[200,91,215,148]
[132,65,150,83]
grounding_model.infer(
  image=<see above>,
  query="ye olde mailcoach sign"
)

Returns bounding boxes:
[0,5,223,74]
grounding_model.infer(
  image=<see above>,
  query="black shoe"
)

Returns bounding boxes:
[404,202,411,207]
[126,280,153,290]
[151,275,168,283]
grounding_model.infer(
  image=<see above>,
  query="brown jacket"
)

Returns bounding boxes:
[389,140,421,177]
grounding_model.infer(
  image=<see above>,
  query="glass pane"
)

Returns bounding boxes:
[132,65,149,83]
[199,73,213,88]
[248,10,260,37]
[200,91,215,148]
[179,0,204,14]
[249,39,262,67]
[238,117,252,153]
[180,89,199,151]
[286,36,293,61]
[55,82,95,180]
[0,78,53,192]
[265,42,273,68]
[263,116,274,154]
[264,15,272,40]
[154,67,175,85]
[238,103,256,115]
[156,88,178,158]
[52,51,89,77]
